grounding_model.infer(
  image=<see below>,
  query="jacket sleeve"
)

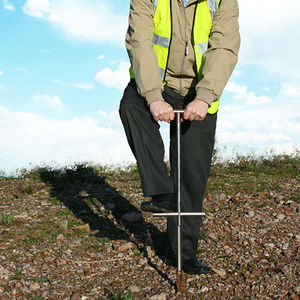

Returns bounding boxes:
[195,0,241,106]
[126,0,164,105]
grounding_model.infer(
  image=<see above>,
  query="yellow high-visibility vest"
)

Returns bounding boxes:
[130,0,221,114]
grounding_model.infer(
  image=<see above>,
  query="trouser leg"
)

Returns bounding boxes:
[119,80,173,197]
[167,103,217,260]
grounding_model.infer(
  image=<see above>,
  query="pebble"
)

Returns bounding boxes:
[118,242,134,252]
[219,193,226,199]
[70,294,81,300]
[127,285,140,292]
[78,190,89,197]
[148,293,167,300]
[200,286,209,292]
[73,224,90,233]
[264,243,275,249]
[56,234,64,242]
[138,258,147,265]
[121,212,142,223]
[29,282,40,291]
[208,233,217,241]
[276,214,286,220]
[248,211,255,217]
[282,243,289,250]
[293,286,300,293]
[213,268,226,277]
[146,246,155,258]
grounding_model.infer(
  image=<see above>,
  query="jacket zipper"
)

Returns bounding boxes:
[179,4,188,94]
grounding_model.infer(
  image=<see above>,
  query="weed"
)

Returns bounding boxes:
[48,197,62,205]
[67,219,82,228]
[30,276,49,283]
[291,191,300,204]
[21,184,33,194]
[215,255,227,259]
[0,213,15,225]
[57,210,71,216]
[199,232,209,241]
[10,254,20,262]
[113,291,134,300]
[12,271,26,280]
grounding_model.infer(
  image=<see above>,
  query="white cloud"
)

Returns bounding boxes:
[95,61,130,91]
[52,79,94,90]
[238,0,300,82]
[97,55,104,60]
[0,105,134,175]
[98,110,107,117]
[3,0,15,10]
[216,81,300,158]
[225,82,271,105]
[22,0,128,45]
[0,84,7,91]
[0,71,3,76]
[34,94,64,112]
[14,67,30,75]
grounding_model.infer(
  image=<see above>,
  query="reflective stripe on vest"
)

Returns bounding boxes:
[130,0,221,114]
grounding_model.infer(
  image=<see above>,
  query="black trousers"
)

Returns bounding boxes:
[119,79,217,260]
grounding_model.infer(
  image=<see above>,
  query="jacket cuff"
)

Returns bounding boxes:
[196,87,217,107]
[145,89,164,106]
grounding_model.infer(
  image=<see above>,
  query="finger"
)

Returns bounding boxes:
[170,111,175,121]
[183,110,190,120]
[153,113,159,122]
[189,114,195,121]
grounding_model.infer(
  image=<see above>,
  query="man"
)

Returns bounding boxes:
[119,0,240,274]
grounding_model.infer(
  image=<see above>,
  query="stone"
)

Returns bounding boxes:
[79,190,89,197]
[146,246,155,258]
[118,242,134,252]
[121,212,142,223]
[213,268,226,277]
[208,233,217,241]
[29,282,40,291]
[56,234,64,242]
[248,211,255,217]
[264,243,275,249]
[219,193,226,199]
[276,214,286,220]
[149,293,167,300]
[70,294,81,300]
[73,224,90,233]
[293,286,300,294]
[127,286,140,292]
[200,286,209,292]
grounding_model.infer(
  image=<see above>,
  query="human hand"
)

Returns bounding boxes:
[150,100,175,123]
[183,100,209,121]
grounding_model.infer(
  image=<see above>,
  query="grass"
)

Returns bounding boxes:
[290,191,300,204]
[207,153,299,195]
[113,291,134,300]
[0,213,15,225]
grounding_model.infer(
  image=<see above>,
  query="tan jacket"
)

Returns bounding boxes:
[126,0,241,107]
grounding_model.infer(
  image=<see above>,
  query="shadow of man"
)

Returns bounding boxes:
[37,163,175,289]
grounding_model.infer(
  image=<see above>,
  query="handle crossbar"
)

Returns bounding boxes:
[153,212,205,217]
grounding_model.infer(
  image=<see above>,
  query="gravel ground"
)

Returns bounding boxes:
[0,160,299,299]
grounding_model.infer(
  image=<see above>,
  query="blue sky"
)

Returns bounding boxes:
[0,0,299,175]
